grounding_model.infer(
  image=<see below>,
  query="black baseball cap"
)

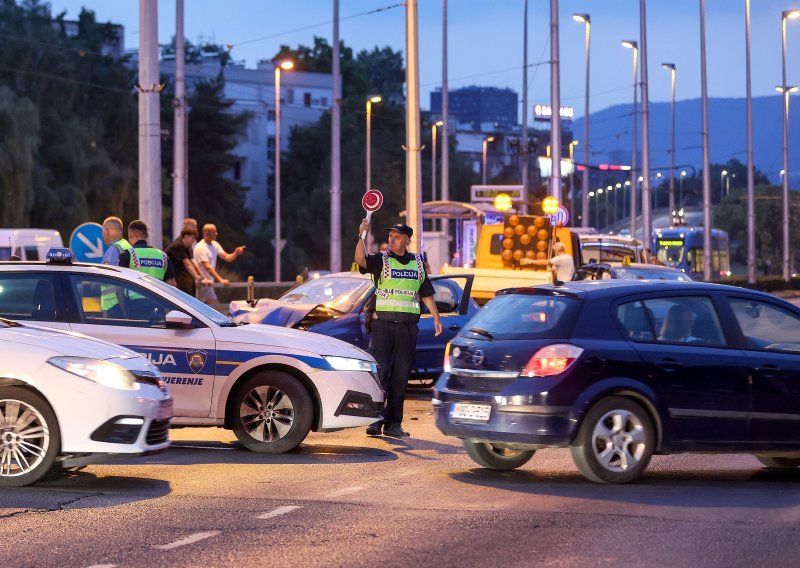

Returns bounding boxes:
[386,223,413,238]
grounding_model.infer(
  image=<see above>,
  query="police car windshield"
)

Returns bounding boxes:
[143,275,236,326]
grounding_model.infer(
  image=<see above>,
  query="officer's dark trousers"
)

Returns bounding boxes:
[368,319,419,427]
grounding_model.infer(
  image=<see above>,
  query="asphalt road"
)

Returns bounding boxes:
[3,392,800,568]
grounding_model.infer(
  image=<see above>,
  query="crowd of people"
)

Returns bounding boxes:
[100,216,246,304]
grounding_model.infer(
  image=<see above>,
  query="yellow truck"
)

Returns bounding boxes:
[441,214,579,304]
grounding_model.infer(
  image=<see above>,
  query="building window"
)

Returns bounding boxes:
[267,137,276,162]
[304,92,311,107]
[268,109,276,121]
[320,97,328,107]
[287,88,295,105]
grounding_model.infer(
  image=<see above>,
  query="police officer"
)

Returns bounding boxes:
[100,216,132,316]
[118,220,176,286]
[356,220,442,438]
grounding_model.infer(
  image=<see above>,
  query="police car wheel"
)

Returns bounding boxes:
[231,371,313,453]
[0,387,61,487]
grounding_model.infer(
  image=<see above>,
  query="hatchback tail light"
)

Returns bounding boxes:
[521,344,584,377]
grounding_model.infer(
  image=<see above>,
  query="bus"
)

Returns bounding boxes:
[653,227,730,280]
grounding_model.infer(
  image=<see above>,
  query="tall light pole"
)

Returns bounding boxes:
[431,120,443,202]
[622,40,638,237]
[550,0,562,201]
[745,0,756,284]
[521,0,530,214]
[405,0,423,253]
[274,60,293,283]
[779,9,800,282]
[662,62,676,216]
[172,0,187,240]
[700,0,712,281]
[569,140,579,220]
[441,0,450,234]
[573,13,591,228]
[366,96,382,194]
[482,136,495,185]
[680,170,687,208]
[721,169,728,201]
[330,0,341,272]
[639,0,652,246]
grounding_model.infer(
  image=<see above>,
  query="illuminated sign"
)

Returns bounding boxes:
[533,104,575,119]
[470,185,526,204]
[658,240,684,247]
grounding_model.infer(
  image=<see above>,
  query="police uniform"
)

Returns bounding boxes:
[118,240,176,282]
[101,238,132,316]
[360,234,435,436]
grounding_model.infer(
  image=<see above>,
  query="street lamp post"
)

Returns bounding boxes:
[622,40,638,238]
[482,136,495,185]
[366,95,382,195]
[274,60,293,283]
[595,188,602,228]
[745,0,756,284]
[721,169,728,202]
[432,120,443,201]
[662,63,676,215]
[569,139,579,220]
[639,0,653,247]
[680,170,687,208]
[573,13,591,228]
[779,9,800,281]
[700,0,712,281]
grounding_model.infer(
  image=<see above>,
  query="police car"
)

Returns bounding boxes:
[0,249,383,454]
[0,317,171,487]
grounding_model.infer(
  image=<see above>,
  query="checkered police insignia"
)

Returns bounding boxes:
[186,349,208,374]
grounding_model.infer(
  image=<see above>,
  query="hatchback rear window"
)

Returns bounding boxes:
[462,293,580,340]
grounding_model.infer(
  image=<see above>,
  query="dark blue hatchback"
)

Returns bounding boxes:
[434,280,800,483]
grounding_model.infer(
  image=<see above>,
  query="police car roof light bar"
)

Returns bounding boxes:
[46,248,74,264]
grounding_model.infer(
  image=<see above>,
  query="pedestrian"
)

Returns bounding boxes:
[101,216,131,266]
[355,220,442,438]
[100,216,132,317]
[118,220,176,286]
[166,228,211,296]
[521,241,576,282]
[194,224,246,305]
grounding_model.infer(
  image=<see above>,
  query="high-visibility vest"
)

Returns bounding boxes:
[100,239,132,311]
[129,247,168,281]
[374,252,425,317]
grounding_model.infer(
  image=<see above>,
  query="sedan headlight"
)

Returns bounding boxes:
[323,355,378,373]
[48,357,139,391]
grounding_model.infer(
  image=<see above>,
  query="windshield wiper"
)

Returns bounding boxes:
[468,327,493,340]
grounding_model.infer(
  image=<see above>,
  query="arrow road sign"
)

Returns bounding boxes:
[70,222,107,263]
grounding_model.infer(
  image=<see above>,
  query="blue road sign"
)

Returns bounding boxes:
[70,222,107,263]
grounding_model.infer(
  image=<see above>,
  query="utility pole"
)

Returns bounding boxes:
[330,0,341,272]
[405,0,423,253]
[521,0,529,213]
[549,0,562,201]
[745,0,755,284]
[441,0,449,236]
[138,0,162,247]
[700,0,712,281]
[640,0,652,246]
[172,0,187,240]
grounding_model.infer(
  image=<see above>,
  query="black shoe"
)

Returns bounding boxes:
[366,423,382,436]
[383,425,410,438]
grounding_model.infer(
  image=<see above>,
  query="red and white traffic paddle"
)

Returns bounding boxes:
[361,188,384,241]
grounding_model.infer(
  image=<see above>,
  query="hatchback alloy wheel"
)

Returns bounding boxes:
[571,396,655,483]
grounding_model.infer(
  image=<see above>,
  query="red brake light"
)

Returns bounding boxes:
[521,344,584,377]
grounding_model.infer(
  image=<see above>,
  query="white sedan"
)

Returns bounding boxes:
[0,319,172,487]
[0,249,384,454]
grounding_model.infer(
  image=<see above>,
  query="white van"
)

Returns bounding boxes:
[0,229,63,261]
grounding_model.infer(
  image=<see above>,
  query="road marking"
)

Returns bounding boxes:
[173,444,237,451]
[85,565,116,568]
[257,505,302,519]
[326,486,364,498]
[154,531,220,550]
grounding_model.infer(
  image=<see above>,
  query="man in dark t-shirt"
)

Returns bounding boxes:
[165,228,209,296]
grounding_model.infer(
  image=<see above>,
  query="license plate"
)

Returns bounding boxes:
[451,403,491,422]
[158,398,174,420]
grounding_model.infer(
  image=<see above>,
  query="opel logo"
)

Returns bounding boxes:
[471,350,485,366]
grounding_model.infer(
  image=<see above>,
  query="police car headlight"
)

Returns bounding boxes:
[48,357,139,391]
[323,356,378,373]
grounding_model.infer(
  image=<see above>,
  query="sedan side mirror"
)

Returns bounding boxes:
[165,310,193,329]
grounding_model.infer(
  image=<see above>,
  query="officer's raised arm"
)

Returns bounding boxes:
[355,219,369,268]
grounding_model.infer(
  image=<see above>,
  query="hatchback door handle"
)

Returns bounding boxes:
[448,324,461,332]
[754,366,781,378]
[655,359,682,371]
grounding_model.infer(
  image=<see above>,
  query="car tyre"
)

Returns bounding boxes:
[0,387,60,487]
[231,371,312,454]
[571,396,655,484]
[462,439,535,471]
[755,455,800,469]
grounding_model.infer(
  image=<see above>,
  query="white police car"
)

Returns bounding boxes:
[0,249,383,454]
[0,318,171,487]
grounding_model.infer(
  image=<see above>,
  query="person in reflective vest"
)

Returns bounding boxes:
[100,216,133,315]
[355,221,442,438]
[118,220,176,286]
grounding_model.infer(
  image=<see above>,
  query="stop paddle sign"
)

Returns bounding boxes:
[361,189,384,240]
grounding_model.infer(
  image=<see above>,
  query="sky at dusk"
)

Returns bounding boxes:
[44,0,800,120]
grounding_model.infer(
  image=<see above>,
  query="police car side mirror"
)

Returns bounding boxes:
[165,310,193,329]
